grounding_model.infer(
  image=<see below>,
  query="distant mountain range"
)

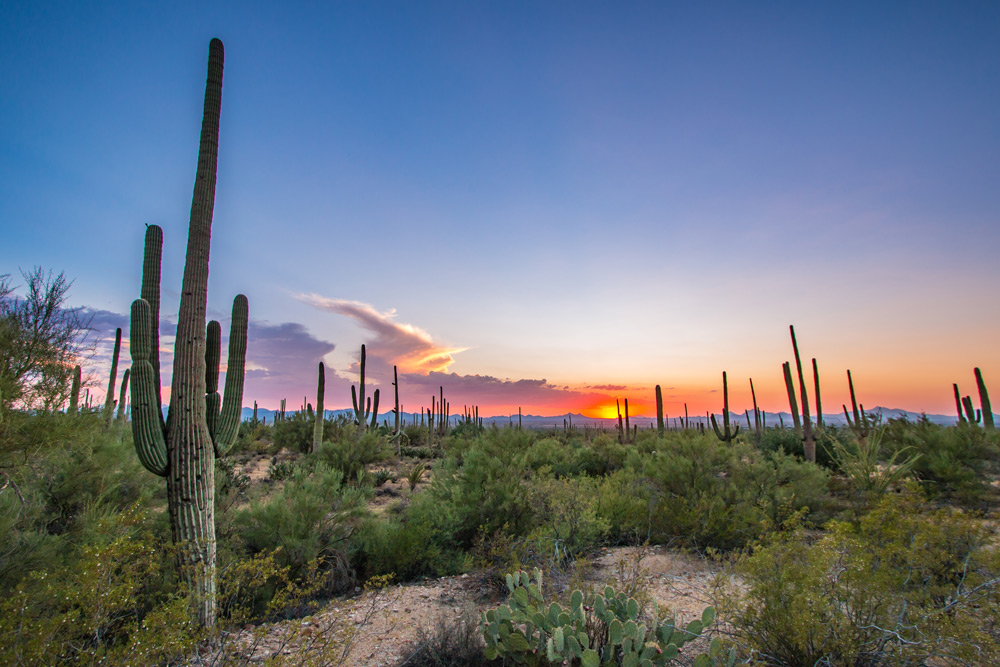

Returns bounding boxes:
[240,406,988,429]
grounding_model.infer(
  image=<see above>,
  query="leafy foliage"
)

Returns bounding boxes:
[717,489,1000,665]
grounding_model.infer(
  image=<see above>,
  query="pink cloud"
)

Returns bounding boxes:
[297,295,467,375]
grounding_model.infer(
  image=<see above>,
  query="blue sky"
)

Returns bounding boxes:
[2,1,998,415]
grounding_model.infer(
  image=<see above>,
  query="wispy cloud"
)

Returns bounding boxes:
[297,295,467,375]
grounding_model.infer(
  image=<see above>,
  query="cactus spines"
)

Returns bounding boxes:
[313,361,325,452]
[975,368,994,431]
[128,38,241,629]
[103,327,122,422]
[655,385,664,435]
[68,364,81,415]
[710,371,739,443]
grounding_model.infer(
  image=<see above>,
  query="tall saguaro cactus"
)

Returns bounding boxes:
[103,327,122,422]
[655,385,664,435]
[129,38,246,629]
[351,344,379,433]
[975,368,994,431]
[313,362,325,452]
[789,325,815,462]
[68,364,81,415]
[710,371,739,443]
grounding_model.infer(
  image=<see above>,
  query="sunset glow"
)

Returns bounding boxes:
[2,4,997,420]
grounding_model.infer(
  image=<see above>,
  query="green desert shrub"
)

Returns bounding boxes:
[525,472,609,563]
[426,445,535,548]
[0,412,160,590]
[717,488,1000,665]
[882,417,999,505]
[0,504,199,667]
[629,433,831,550]
[271,409,315,453]
[314,430,389,480]
[227,463,370,594]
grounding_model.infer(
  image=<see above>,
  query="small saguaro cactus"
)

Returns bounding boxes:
[103,327,122,423]
[655,384,664,435]
[961,395,981,424]
[782,362,802,435]
[812,357,823,429]
[975,368,994,431]
[350,344,380,433]
[313,361,325,452]
[789,325,815,462]
[128,38,247,629]
[116,368,130,422]
[710,371,739,443]
[68,364,82,415]
[844,370,872,440]
[749,377,763,444]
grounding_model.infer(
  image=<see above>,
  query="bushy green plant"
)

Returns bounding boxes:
[227,463,370,594]
[235,418,272,454]
[825,426,920,516]
[426,445,535,548]
[882,417,999,504]
[315,430,388,480]
[628,433,831,550]
[717,488,1000,665]
[271,409,316,453]
[0,411,160,589]
[0,504,200,667]
[526,472,609,563]
[481,568,727,666]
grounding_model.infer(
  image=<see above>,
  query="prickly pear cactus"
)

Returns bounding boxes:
[481,568,726,666]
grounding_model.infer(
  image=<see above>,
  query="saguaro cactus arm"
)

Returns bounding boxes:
[208,295,248,457]
[130,298,168,476]
[140,224,164,417]
[205,319,222,441]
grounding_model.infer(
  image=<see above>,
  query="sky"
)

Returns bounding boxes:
[2,1,998,418]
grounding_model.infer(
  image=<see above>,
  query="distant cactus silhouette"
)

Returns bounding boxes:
[351,344,379,433]
[68,364,81,415]
[313,361,325,452]
[103,327,122,423]
[789,325,815,462]
[975,368,993,431]
[711,371,739,443]
[655,384,664,435]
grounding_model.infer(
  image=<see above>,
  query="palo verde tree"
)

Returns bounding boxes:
[0,268,93,413]
[129,38,247,629]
